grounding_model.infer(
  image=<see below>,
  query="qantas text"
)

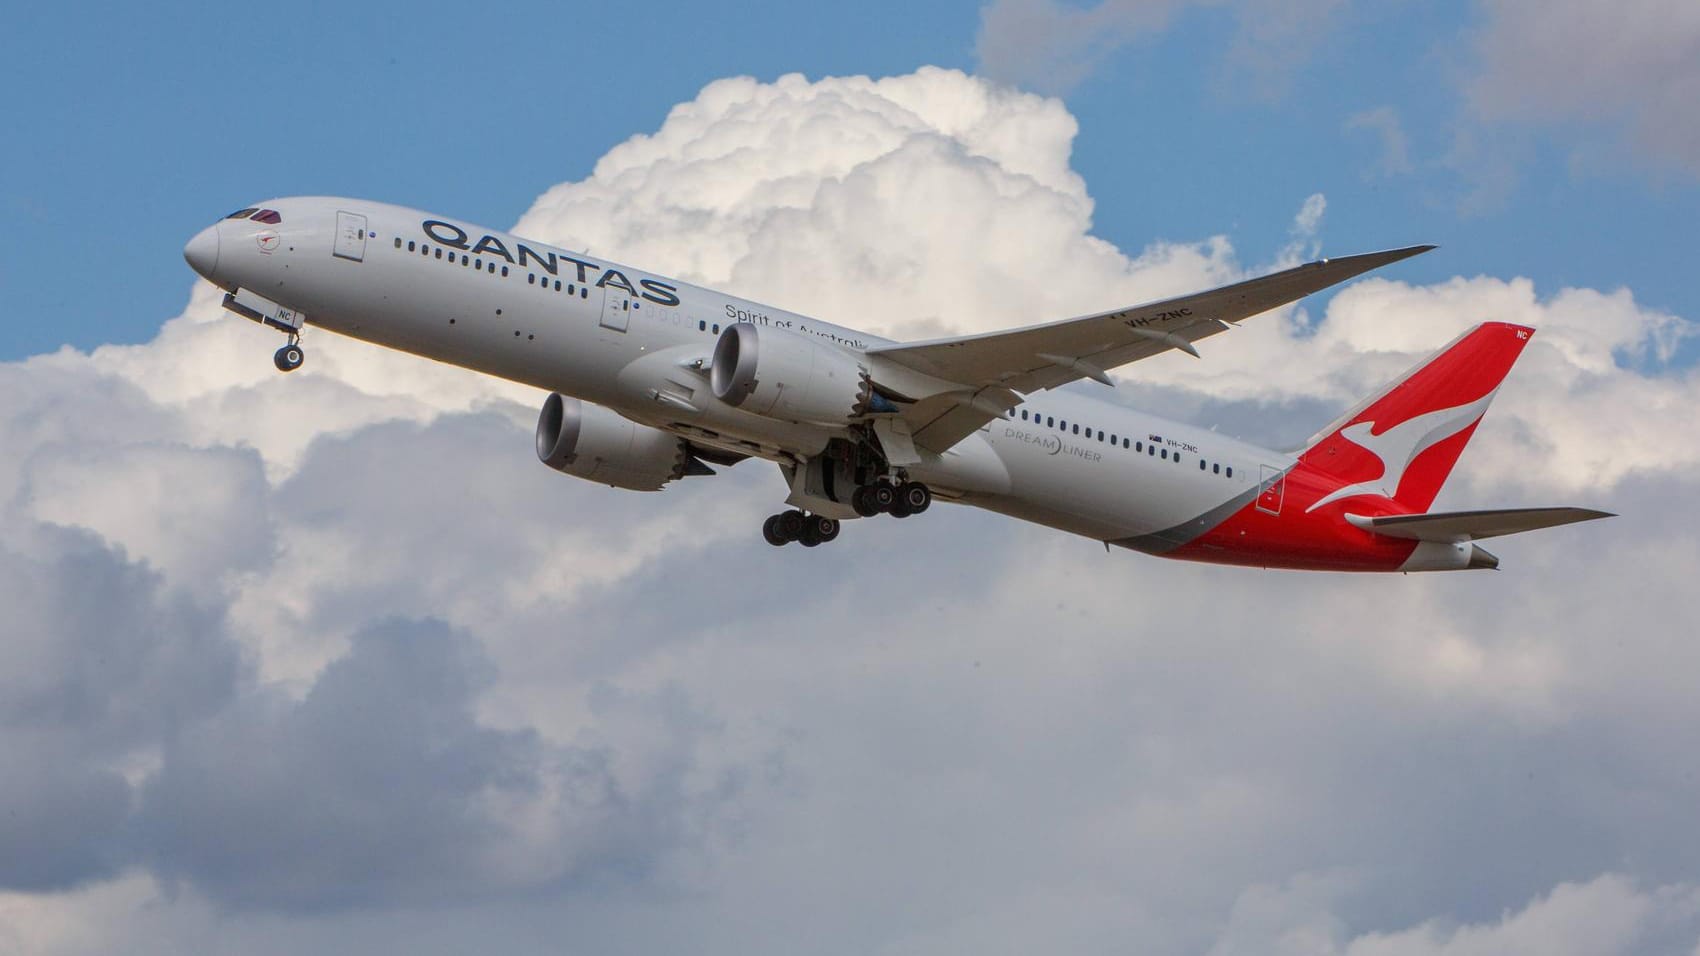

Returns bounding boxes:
[420,220,681,306]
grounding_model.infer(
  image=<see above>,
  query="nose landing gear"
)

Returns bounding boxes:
[273,336,305,372]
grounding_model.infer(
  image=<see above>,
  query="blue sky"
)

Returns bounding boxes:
[3,0,1693,361]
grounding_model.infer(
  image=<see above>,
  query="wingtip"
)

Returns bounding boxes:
[1320,244,1437,270]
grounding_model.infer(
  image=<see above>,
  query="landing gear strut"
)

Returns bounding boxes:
[273,335,305,373]
[763,510,840,547]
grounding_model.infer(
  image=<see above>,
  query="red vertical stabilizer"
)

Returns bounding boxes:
[1299,322,1534,513]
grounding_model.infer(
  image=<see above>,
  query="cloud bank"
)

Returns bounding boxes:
[1466,0,1700,179]
[1,68,1697,955]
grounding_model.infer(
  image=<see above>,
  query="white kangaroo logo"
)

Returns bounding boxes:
[1306,390,1497,512]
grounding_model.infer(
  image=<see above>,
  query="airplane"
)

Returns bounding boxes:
[183,198,1611,572]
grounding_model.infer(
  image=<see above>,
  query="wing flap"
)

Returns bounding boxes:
[1346,507,1615,542]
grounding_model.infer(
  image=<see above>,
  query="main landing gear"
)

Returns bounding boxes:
[851,478,931,519]
[761,478,932,547]
[763,510,840,547]
[273,335,305,372]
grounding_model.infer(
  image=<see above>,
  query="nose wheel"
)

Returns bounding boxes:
[273,338,305,373]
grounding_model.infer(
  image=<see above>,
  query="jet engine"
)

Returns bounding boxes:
[535,393,694,491]
[710,323,874,425]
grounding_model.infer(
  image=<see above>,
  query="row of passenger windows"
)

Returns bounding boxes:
[393,237,598,300]
[1002,406,1234,477]
[399,237,508,274]
[529,271,591,298]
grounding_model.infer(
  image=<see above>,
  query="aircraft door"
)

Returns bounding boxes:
[333,211,368,262]
[1256,464,1286,516]
[599,288,631,332]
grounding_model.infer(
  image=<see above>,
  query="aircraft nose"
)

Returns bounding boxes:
[183,224,220,280]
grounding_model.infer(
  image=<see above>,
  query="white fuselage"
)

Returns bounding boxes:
[197,197,1287,549]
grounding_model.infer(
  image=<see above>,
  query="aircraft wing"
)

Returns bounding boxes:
[867,245,1434,452]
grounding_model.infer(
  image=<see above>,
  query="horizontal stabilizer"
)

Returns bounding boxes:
[1346,507,1615,543]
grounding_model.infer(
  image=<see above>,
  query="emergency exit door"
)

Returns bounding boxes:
[333,211,367,262]
[1256,465,1286,516]
[600,288,631,332]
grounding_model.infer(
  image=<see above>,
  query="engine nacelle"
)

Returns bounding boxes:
[535,393,690,491]
[710,323,873,425]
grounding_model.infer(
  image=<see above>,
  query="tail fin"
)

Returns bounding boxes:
[1301,322,1534,513]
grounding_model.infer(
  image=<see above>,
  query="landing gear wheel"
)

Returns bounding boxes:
[273,343,305,372]
[776,510,806,541]
[798,523,822,547]
[811,515,840,543]
[762,514,788,547]
[851,486,875,518]
[899,481,931,514]
[890,497,913,519]
[870,482,897,513]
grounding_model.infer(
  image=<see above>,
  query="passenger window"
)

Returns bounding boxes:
[1226,467,1233,478]
[528,274,535,285]
[501,266,509,277]
[475,258,482,270]
[1199,459,1206,470]
[1213,463,1220,474]
[555,280,562,291]
[699,320,706,331]
[1072,424,1080,435]
[393,237,402,249]
[1123,438,1130,449]
[1046,417,1055,428]
[434,248,443,259]
[407,241,416,252]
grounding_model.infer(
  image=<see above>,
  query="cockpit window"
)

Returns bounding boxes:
[225,207,258,219]
[250,209,282,224]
